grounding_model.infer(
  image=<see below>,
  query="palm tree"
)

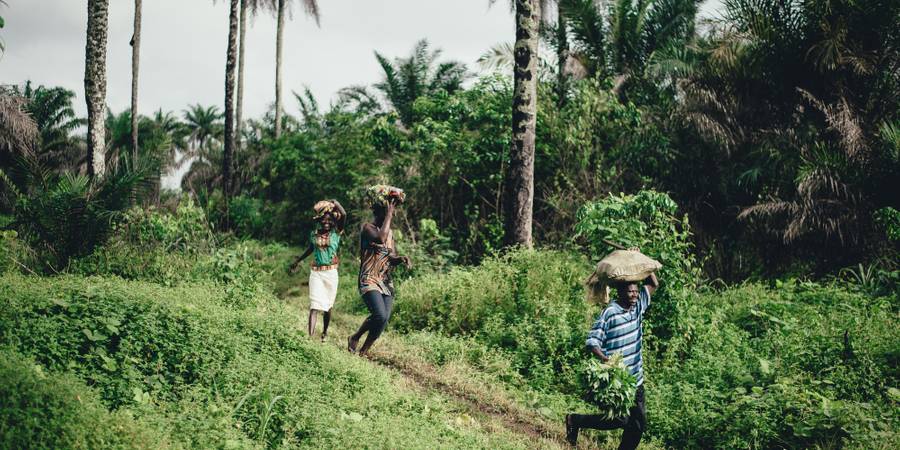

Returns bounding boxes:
[506,0,541,248]
[339,40,468,125]
[223,0,239,201]
[182,104,224,162]
[3,82,82,164]
[235,0,269,149]
[130,0,142,160]
[84,0,110,178]
[273,0,320,139]
[561,0,701,94]
[0,93,37,155]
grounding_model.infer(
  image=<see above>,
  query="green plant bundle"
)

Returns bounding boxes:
[583,353,638,420]
[366,184,405,206]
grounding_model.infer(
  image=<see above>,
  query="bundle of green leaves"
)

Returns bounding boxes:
[366,184,405,206]
[583,353,637,420]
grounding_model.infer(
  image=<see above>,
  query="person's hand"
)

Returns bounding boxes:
[399,255,412,269]
[289,261,300,274]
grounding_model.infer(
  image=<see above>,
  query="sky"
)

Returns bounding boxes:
[2,0,520,119]
[2,0,723,119]
[2,1,721,188]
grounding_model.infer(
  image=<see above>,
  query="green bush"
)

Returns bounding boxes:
[393,248,593,392]
[0,348,164,449]
[228,195,270,238]
[71,198,213,285]
[575,190,699,336]
[651,282,899,449]
[394,249,899,448]
[0,272,537,449]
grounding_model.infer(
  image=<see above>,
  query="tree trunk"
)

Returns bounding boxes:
[131,0,142,163]
[236,0,247,149]
[505,0,540,248]
[84,0,109,179]
[556,4,568,108]
[274,0,285,139]
[223,0,239,204]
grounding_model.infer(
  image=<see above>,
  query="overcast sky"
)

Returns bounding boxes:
[3,0,722,121]
[2,0,519,119]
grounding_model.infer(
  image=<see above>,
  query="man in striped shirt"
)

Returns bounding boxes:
[565,272,659,449]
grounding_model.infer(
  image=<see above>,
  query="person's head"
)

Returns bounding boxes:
[318,212,335,231]
[372,203,387,224]
[615,282,640,308]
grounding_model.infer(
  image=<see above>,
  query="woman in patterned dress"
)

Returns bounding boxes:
[291,200,346,341]
[347,187,411,356]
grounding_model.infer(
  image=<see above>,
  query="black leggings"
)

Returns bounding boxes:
[571,385,646,450]
[360,290,394,341]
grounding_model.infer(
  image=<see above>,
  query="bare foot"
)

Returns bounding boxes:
[320,333,327,343]
[347,336,358,353]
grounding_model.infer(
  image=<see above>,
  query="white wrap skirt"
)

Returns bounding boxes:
[309,268,339,311]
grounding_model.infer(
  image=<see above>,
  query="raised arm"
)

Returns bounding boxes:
[363,202,396,244]
[645,272,659,296]
[330,199,347,233]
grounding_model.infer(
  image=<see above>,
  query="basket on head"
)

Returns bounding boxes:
[313,200,338,220]
[366,184,406,207]
[585,249,661,304]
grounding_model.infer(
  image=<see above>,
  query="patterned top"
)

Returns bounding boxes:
[358,224,395,296]
[309,230,340,267]
[585,286,651,386]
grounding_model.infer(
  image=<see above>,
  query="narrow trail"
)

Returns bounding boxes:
[279,287,574,449]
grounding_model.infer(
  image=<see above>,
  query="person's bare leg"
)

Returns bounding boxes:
[321,310,332,342]
[348,318,369,352]
[307,310,318,337]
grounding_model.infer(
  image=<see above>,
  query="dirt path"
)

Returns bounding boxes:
[278,287,572,449]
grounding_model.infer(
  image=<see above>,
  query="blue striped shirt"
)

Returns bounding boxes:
[585,286,650,386]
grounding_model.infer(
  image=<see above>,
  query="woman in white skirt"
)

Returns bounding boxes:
[291,200,345,341]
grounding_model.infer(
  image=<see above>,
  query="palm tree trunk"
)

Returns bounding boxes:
[84,0,109,179]
[131,0,142,163]
[236,0,247,149]
[556,4,568,108]
[505,0,540,248]
[274,0,286,139]
[223,0,239,204]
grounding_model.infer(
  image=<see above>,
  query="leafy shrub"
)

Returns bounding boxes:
[0,229,34,274]
[393,248,593,392]
[395,249,899,448]
[874,207,900,242]
[11,164,151,271]
[0,273,534,449]
[71,198,212,284]
[575,190,699,336]
[0,348,164,449]
[394,218,459,277]
[228,195,270,238]
[650,282,899,449]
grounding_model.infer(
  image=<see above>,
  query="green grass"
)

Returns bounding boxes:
[0,273,544,449]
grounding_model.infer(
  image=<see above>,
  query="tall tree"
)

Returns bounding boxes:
[273,0,319,139]
[555,0,569,107]
[505,0,541,247]
[84,0,109,178]
[236,0,248,148]
[223,0,239,202]
[235,0,265,148]
[130,0,142,162]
